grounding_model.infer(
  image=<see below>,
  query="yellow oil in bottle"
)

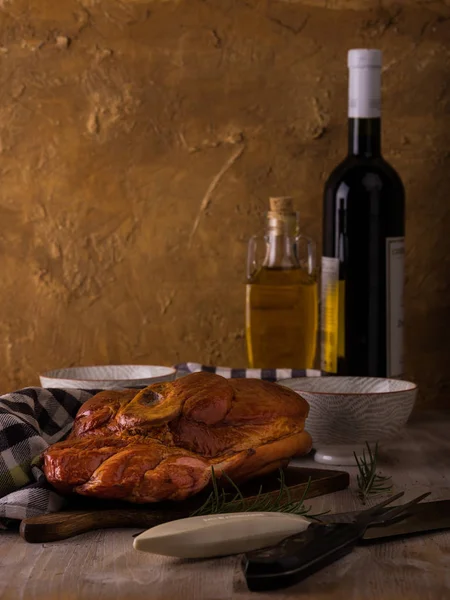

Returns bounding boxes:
[245,196,318,370]
[246,266,318,369]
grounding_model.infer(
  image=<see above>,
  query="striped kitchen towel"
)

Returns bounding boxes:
[0,365,322,525]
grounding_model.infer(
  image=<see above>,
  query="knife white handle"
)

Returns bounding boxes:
[133,512,311,559]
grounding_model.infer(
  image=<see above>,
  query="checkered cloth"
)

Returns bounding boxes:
[177,363,321,381]
[0,387,95,525]
[0,364,321,526]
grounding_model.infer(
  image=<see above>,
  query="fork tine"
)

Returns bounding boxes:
[391,491,430,513]
[351,492,404,525]
[359,491,405,518]
[372,492,431,523]
[375,512,413,528]
[369,492,430,525]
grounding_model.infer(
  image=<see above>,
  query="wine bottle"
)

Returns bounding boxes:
[321,49,405,378]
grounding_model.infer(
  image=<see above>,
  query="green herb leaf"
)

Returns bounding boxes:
[354,442,392,504]
[190,468,328,519]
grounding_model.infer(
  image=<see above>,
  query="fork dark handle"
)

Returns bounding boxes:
[243,523,362,592]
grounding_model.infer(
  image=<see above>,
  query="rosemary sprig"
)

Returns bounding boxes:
[354,442,392,505]
[190,467,328,519]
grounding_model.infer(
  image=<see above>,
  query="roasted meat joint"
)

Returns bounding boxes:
[43,372,312,503]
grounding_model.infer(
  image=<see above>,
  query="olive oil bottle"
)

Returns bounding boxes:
[246,197,318,369]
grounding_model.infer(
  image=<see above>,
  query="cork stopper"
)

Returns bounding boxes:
[269,196,294,214]
[267,196,298,234]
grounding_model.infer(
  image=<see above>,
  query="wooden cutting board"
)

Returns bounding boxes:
[20,467,349,543]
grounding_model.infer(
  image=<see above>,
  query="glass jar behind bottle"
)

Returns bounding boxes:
[246,197,318,370]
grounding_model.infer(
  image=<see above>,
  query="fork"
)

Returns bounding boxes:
[243,491,430,592]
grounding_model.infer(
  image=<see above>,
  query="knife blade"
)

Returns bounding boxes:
[320,499,450,541]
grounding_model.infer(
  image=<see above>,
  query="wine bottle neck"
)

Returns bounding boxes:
[348,118,381,157]
[347,49,382,158]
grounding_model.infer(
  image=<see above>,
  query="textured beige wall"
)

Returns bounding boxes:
[0,0,449,407]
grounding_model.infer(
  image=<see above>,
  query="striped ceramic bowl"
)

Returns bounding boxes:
[40,365,176,390]
[281,376,417,466]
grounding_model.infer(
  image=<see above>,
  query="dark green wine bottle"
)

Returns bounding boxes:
[321,49,405,378]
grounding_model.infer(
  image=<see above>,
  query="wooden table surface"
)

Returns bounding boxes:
[1,411,450,600]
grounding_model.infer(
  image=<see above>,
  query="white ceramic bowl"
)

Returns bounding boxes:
[40,365,176,390]
[281,376,417,465]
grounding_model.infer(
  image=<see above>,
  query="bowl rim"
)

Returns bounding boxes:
[40,364,177,382]
[280,375,417,396]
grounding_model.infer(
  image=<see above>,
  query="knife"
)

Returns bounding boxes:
[133,498,450,560]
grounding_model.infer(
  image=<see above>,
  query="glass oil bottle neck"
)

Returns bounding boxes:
[263,212,300,269]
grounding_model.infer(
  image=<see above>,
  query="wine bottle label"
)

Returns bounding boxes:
[320,257,340,373]
[386,237,405,377]
[348,66,381,119]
